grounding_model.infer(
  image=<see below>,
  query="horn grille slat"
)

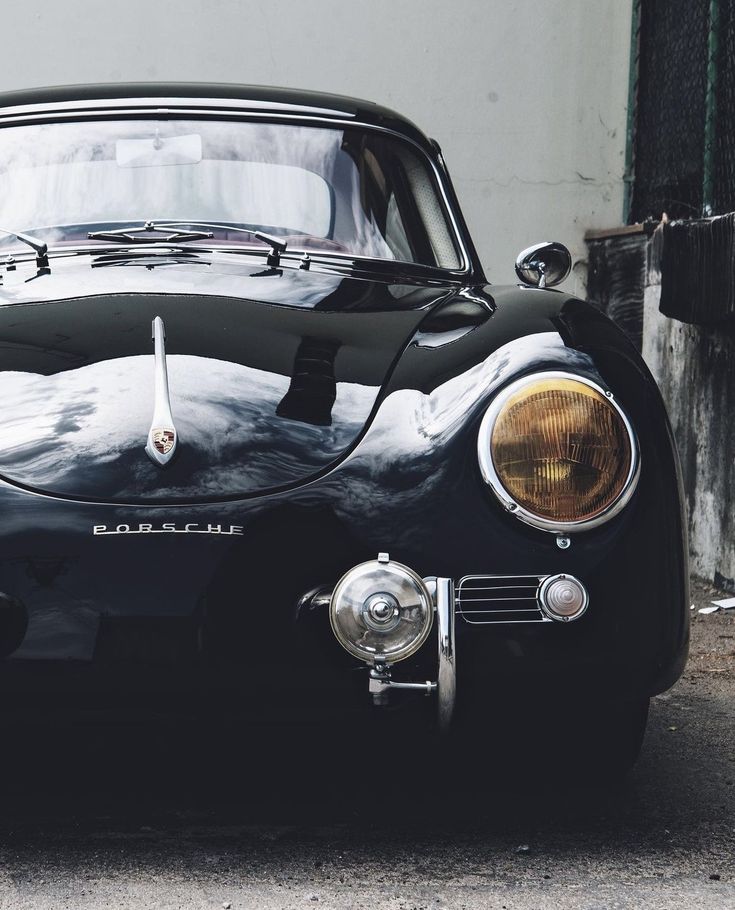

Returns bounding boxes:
[456,575,550,624]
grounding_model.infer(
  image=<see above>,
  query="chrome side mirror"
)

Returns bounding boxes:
[515,242,572,289]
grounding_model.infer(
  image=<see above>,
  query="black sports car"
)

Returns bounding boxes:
[0,83,688,772]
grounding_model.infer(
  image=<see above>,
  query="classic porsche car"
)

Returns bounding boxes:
[0,83,688,772]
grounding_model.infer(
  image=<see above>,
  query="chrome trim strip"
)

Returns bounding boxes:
[458,587,539,592]
[0,96,356,120]
[460,594,538,601]
[0,102,472,276]
[460,611,541,616]
[476,370,641,534]
[463,618,547,625]
[145,316,178,466]
[436,577,456,734]
[28,241,463,284]
[458,574,547,580]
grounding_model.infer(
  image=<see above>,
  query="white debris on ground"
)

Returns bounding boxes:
[701,595,735,614]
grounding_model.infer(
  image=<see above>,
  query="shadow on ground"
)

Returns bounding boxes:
[0,579,731,908]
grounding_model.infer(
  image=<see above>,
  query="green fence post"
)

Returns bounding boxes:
[623,0,641,224]
[703,0,720,217]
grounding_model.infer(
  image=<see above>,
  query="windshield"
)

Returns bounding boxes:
[0,117,462,269]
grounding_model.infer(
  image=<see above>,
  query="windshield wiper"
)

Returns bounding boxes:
[87,220,213,244]
[0,226,49,268]
[89,221,291,265]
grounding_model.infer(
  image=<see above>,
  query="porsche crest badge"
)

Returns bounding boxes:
[145,316,179,467]
[152,428,176,455]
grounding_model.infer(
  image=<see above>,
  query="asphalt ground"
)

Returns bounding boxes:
[0,577,732,909]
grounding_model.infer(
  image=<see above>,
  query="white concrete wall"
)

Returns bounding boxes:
[0,0,631,292]
[642,260,735,586]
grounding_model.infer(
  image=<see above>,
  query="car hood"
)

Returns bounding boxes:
[0,263,455,503]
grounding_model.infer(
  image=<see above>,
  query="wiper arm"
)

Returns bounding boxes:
[88,220,290,264]
[112,221,289,264]
[158,222,287,253]
[0,226,49,268]
[254,231,288,267]
[87,220,213,244]
[151,222,288,265]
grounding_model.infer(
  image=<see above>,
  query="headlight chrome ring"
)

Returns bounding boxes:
[477,371,640,533]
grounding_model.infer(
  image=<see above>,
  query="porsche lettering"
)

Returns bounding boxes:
[93,523,244,536]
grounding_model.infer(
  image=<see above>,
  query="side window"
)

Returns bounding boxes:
[385,193,414,262]
[395,148,460,269]
[360,137,461,269]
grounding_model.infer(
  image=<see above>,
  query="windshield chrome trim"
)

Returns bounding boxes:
[0,243,467,289]
[0,101,473,276]
[0,96,357,121]
[23,242,466,283]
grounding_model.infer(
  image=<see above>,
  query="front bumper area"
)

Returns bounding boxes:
[0,441,688,720]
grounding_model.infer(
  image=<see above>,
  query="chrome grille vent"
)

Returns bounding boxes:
[456,575,550,624]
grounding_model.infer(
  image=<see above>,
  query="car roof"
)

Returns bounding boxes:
[0,82,435,151]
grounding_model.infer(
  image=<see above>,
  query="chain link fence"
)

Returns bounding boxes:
[631,0,735,223]
[713,1,735,213]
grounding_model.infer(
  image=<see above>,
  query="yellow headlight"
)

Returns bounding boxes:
[479,374,638,529]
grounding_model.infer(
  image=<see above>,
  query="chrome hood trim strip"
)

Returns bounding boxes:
[145,315,178,466]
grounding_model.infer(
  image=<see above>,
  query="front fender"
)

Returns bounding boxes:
[322,286,689,697]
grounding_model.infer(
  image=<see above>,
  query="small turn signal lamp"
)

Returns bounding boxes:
[538,573,588,622]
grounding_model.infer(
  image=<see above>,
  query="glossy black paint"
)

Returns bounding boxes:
[0,258,455,502]
[0,87,689,722]
[0,83,436,152]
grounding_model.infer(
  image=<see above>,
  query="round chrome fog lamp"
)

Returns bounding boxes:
[330,557,434,664]
[538,573,588,622]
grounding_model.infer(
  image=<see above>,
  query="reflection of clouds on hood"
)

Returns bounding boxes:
[329,333,597,544]
[0,355,377,500]
[0,330,597,519]
[344,333,575,470]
